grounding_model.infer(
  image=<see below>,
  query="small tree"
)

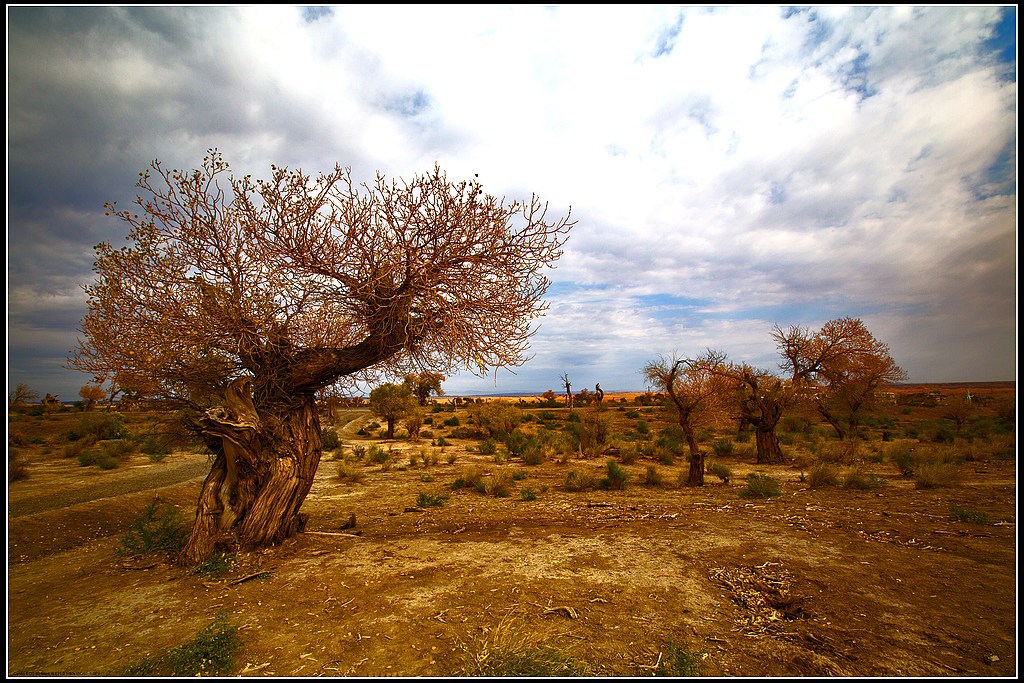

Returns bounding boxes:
[9,383,39,408]
[404,371,445,406]
[370,383,418,440]
[643,350,727,485]
[79,384,107,411]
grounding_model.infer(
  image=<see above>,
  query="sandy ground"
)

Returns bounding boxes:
[6,405,1017,677]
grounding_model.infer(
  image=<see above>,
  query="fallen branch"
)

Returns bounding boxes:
[230,570,274,586]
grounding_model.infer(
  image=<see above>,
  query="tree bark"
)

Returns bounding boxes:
[754,425,784,465]
[179,378,322,565]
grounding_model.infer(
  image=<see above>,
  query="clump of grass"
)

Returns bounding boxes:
[711,438,734,458]
[486,469,515,497]
[8,450,29,482]
[654,639,702,677]
[564,469,597,492]
[417,491,448,508]
[188,553,235,578]
[321,429,340,450]
[708,462,732,484]
[739,473,781,499]
[116,497,189,558]
[841,466,886,490]
[457,611,589,676]
[451,466,486,491]
[336,462,366,484]
[520,487,538,501]
[123,613,241,676]
[949,506,994,525]
[806,462,840,488]
[913,462,962,489]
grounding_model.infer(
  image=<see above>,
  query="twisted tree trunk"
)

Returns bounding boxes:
[179,378,323,565]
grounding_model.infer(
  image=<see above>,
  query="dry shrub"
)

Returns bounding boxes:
[806,462,840,488]
[913,462,962,489]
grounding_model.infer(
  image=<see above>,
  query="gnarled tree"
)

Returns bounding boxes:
[717,317,905,463]
[775,317,907,442]
[69,151,573,564]
[643,350,727,485]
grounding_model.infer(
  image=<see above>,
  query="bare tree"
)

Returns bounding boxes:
[560,372,573,410]
[8,383,39,407]
[643,350,727,485]
[69,151,573,564]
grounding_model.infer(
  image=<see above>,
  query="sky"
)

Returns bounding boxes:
[6,5,1018,401]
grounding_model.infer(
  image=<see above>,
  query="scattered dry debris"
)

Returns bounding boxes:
[709,562,810,636]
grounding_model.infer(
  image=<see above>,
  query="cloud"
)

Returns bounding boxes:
[6,6,1016,400]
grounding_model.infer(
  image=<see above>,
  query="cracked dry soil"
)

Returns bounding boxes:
[7,405,1017,677]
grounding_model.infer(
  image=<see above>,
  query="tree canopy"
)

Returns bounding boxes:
[69,151,574,407]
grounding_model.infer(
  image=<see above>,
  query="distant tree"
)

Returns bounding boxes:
[643,350,728,485]
[540,389,558,408]
[560,372,573,410]
[594,383,604,406]
[404,371,445,406]
[9,383,39,407]
[369,383,418,440]
[775,317,907,442]
[79,384,107,411]
[68,151,573,564]
[716,317,905,463]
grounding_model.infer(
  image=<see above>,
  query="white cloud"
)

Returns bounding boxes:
[6,5,1016,399]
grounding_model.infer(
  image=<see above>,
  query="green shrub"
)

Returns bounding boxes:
[642,465,663,487]
[73,412,128,441]
[520,487,538,501]
[321,429,340,450]
[123,613,241,676]
[841,466,886,490]
[708,462,732,483]
[444,416,461,427]
[635,420,650,435]
[451,466,486,491]
[141,438,172,458]
[949,506,994,524]
[477,438,498,455]
[116,498,189,557]
[8,451,29,482]
[739,473,781,499]
[486,470,515,497]
[101,439,136,460]
[336,463,366,484]
[188,553,235,578]
[624,410,640,419]
[711,438,734,457]
[655,639,702,677]
[367,444,389,464]
[417,491,447,508]
[601,459,629,490]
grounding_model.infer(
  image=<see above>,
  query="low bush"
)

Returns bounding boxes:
[841,466,886,490]
[451,466,486,491]
[655,639,702,677]
[806,463,840,488]
[642,465,663,487]
[336,463,366,484]
[708,462,732,483]
[601,459,629,490]
[416,491,447,508]
[486,470,516,497]
[913,462,961,489]
[116,498,189,557]
[321,429,340,450]
[739,473,781,499]
[564,469,597,492]
[949,506,994,524]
